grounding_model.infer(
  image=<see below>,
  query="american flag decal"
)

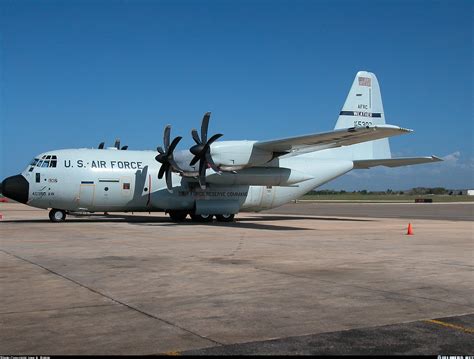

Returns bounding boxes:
[358,77,371,87]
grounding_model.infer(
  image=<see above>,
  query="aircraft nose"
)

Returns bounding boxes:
[1,175,29,204]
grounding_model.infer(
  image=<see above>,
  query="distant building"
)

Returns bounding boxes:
[467,190,474,196]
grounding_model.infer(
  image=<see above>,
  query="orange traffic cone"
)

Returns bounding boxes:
[407,223,414,235]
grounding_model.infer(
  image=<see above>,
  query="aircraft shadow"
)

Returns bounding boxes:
[2,217,310,230]
[2,214,372,231]
[241,215,374,222]
[134,221,312,231]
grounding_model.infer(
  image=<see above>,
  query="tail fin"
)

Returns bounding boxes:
[335,71,391,160]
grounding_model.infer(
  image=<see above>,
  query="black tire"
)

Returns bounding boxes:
[190,213,213,222]
[49,209,66,222]
[169,211,188,222]
[215,214,235,222]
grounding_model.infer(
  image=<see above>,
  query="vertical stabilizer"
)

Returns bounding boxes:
[335,71,391,159]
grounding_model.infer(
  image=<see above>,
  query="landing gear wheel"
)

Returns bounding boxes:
[190,213,213,222]
[49,209,66,222]
[215,214,235,222]
[168,211,188,222]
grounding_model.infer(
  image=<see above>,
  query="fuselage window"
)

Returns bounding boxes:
[50,160,57,168]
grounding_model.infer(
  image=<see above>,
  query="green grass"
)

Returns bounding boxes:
[301,193,474,202]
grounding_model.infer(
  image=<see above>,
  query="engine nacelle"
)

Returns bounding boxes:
[210,141,273,169]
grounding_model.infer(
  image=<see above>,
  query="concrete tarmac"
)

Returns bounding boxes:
[0,202,473,355]
[265,201,474,221]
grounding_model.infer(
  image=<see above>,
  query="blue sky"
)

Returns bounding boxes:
[1,0,472,190]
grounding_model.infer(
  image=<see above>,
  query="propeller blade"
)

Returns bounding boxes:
[165,168,173,192]
[163,125,171,150]
[189,155,200,166]
[158,163,167,179]
[114,139,120,149]
[157,146,165,154]
[205,151,221,173]
[201,112,211,143]
[121,145,128,150]
[168,136,182,154]
[98,142,105,149]
[168,158,183,174]
[206,133,223,146]
[191,129,201,145]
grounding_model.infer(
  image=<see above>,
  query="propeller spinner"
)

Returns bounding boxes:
[189,112,223,189]
[155,125,183,192]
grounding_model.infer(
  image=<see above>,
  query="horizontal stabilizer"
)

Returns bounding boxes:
[254,125,412,154]
[353,156,442,169]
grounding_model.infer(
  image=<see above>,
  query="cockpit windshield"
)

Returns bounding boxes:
[29,155,57,170]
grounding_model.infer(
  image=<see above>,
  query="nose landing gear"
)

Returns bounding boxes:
[49,209,66,222]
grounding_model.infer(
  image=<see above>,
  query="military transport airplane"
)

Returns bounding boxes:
[0,71,441,222]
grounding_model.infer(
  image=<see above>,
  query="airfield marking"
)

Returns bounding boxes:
[425,319,474,334]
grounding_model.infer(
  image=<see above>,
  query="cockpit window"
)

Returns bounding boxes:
[34,155,57,168]
[51,155,57,167]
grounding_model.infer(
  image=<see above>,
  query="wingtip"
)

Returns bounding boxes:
[431,155,443,162]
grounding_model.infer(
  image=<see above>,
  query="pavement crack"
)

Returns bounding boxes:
[0,303,116,316]
[0,249,223,346]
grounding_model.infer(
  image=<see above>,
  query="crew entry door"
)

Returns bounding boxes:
[78,182,95,210]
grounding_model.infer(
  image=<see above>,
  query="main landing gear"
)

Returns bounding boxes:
[167,211,235,223]
[49,208,67,222]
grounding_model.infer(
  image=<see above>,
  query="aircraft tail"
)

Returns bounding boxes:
[334,71,391,160]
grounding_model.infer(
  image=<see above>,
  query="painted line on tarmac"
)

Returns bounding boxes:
[425,319,474,334]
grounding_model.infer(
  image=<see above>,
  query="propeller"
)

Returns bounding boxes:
[98,142,105,149]
[114,138,120,149]
[189,112,223,189]
[155,125,183,192]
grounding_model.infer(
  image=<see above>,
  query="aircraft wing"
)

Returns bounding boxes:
[253,125,412,154]
[353,156,442,169]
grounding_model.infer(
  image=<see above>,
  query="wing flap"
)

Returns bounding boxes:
[353,156,442,169]
[254,125,412,154]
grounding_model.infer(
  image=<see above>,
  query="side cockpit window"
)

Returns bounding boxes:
[35,155,58,168]
[50,155,57,168]
[29,158,39,171]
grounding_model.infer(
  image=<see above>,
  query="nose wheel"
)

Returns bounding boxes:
[49,209,66,222]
